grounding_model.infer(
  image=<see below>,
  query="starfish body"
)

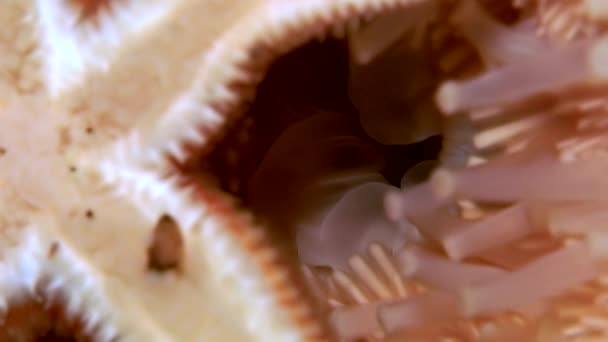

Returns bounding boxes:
[6,0,608,341]
[0,0,408,340]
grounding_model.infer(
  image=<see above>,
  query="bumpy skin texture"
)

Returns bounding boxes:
[0,0,427,341]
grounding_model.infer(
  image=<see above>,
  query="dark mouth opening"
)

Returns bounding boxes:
[177,0,521,334]
[181,0,522,262]
[225,36,448,194]
[187,36,447,254]
[177,0,608,340]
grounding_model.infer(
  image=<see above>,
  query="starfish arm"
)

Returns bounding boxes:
[0,219,125,341]
[32,0,184,99]
[47,0,263,165]
[60,159,324,340]
[1,0,414,339]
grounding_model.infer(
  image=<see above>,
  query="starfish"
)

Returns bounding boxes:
[0,0,380,340]
[6,0,608,341]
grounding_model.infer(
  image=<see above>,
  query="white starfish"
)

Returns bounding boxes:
[7,0,608,341]
[0,0,418,340]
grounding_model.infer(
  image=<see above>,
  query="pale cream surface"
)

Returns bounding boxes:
[0,0,494,340]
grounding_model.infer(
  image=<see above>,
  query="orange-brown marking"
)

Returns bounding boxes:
[68,0,114,21]
[0,296,97,341]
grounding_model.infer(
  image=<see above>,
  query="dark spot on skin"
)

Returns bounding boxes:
[48,242,59,258]
[0,147,6,156]
[85,210,94,219]
[69,166,77,173]
[147,215,183,273]
[85,127,94,134]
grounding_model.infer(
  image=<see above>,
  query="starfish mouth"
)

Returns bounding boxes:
[169,0,608,341]
[2,282,108,341]
[186,35,447,254]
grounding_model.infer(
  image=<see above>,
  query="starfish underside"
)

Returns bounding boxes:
[4,0,608,341]
[0,0,376,340]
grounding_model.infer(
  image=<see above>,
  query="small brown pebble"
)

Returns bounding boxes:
[147,215,183,273]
